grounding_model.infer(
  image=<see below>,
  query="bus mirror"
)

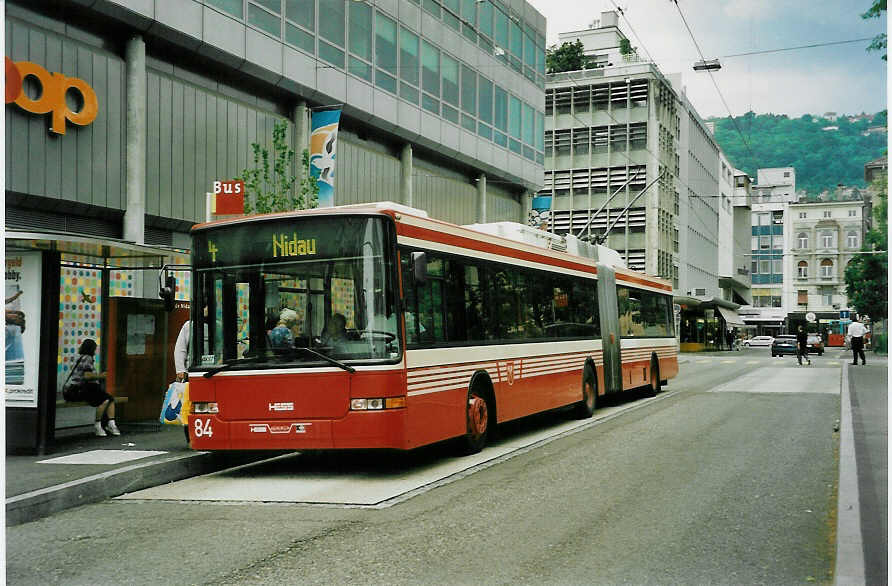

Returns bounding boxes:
[160,275,176,312]
[411,252,427,284]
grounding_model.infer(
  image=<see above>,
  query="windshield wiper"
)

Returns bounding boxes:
[203,355,268,378]
[292,346,356,373]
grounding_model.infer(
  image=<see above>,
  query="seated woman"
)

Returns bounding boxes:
[269,308,298,348]
[64,338,120,437]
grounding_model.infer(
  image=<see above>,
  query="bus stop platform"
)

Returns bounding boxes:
[5,424,274,526]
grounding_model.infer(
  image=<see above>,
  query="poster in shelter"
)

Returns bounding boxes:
[5,252,42,408]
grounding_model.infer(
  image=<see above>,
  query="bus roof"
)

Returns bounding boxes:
[192,202,673,292]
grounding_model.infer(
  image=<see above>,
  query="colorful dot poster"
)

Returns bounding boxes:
[57,267,104,396]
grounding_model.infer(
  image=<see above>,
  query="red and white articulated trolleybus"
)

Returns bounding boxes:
[182,202,677,453]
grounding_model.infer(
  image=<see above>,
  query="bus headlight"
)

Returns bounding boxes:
[192,402,219,414]
[350,397,405,410]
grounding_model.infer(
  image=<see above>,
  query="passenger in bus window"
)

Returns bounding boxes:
[269,308,297,348]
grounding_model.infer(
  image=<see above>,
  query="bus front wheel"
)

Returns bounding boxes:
[461,389,490,454]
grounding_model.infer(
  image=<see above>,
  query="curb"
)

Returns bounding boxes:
[5,451,269,526]
[834,363,865,586]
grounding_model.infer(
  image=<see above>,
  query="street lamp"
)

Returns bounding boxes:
[693,58,721,72]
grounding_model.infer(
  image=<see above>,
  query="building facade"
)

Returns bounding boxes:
[542,13,749,349]
[5,0,546,450]
[785,199,866,335]
[741,167,797,335]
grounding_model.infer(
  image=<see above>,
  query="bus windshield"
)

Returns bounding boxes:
[190,215,400,370]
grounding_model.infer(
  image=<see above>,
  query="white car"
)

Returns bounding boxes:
[743,336,774,347]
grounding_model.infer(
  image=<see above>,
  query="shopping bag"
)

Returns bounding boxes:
[159,381,190,425]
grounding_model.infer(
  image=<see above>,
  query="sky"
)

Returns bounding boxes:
[528,0,888,119]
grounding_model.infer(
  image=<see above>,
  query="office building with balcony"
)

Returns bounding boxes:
[541,13,747,349]
[785,197,866,336]
[5,0,545,451]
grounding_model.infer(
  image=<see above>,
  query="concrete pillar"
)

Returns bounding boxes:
[293,102,309,203]
[123,36,146,244]
[522,190,532,226]
[401,143,413,206]
[477,173,487,223]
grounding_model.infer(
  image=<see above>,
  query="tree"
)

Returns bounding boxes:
[238,119,319,214]
[619,38,637,59]
[845,176,888,321]
[546,40,593,74]
[862,0,886,60]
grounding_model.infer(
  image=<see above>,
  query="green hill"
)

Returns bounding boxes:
[710,111,887,195]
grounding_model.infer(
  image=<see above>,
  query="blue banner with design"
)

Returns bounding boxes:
[310,109,342,208]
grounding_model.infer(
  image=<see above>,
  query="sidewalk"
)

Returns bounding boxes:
[836,356,888,586]
[5,424,272,526]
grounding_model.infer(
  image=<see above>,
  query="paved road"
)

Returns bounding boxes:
[7,350,844,585]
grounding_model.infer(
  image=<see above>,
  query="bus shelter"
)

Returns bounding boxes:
[5,232,189,454]
[676,296,747,352]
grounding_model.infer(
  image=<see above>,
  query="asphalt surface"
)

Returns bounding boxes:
[4,348,887,585]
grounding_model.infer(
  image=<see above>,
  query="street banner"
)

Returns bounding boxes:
[310,108,341,208]
[5,252,42,408]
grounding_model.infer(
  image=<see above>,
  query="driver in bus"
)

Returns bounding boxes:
[322,313,348,351]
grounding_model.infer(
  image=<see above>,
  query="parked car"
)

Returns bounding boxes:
[806,334,824,355]
[743,336,774,347]
[771,335,798,357]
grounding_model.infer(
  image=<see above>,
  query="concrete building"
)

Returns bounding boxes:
[785,197,866,337]
[4,0,545,451]
[541,13,747,349]
[741,167,796,335]
[717,163,752,307]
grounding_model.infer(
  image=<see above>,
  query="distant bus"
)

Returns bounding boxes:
[180,203,678,453]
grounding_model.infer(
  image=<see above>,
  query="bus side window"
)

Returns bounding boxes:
[400,251,420,345]
[464,263,485,343]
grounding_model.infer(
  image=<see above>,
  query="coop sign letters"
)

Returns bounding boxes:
[5,57,98,135]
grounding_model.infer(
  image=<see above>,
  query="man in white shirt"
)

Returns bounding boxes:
[847,319,868,365]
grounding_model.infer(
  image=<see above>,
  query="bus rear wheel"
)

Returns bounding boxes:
[573,368,596,419]
[645,358,661,397]
[461,389,490,454]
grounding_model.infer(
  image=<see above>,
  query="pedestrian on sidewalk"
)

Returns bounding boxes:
[796,325,811,366]
[64,339,120,436]
[847,319,868,365]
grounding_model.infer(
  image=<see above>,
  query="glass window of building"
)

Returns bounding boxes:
[319,0,345,46]
[478,0,493,38]
[522,102,534,146]
[535,110,544,152]
[759,235,770,249]
[799,212,807,219]
[797,261,808,278]
[846,231,859,248]
[209,0,244,18]
[442,54,460,107]
[798,232,808,248]
[771,259,782,274]
[509,95,521,139]
[461,0,477,42]
[821,287,833,305]
[509,19,522,70]
[759,260,770,274]
[443,0,461,31]
[494,9,509,60]
[249,1,282,36]
[349,2,372,60]
[751,236,759,250]
[820,258,833,277]
[400,28,420,86]
[423,0,441,17]
[421,40,440,96]
[286,0,313,29]
[771,235,783,250]
[848,209,858,217]
[823,210,832,218]
[820,231,833,248]
[461,64,476,115]
[375,13,397,92]
[478,76,493,125]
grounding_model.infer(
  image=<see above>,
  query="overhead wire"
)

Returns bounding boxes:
[668,0,756,162]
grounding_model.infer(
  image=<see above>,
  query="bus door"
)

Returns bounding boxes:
[596,264,622,393]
